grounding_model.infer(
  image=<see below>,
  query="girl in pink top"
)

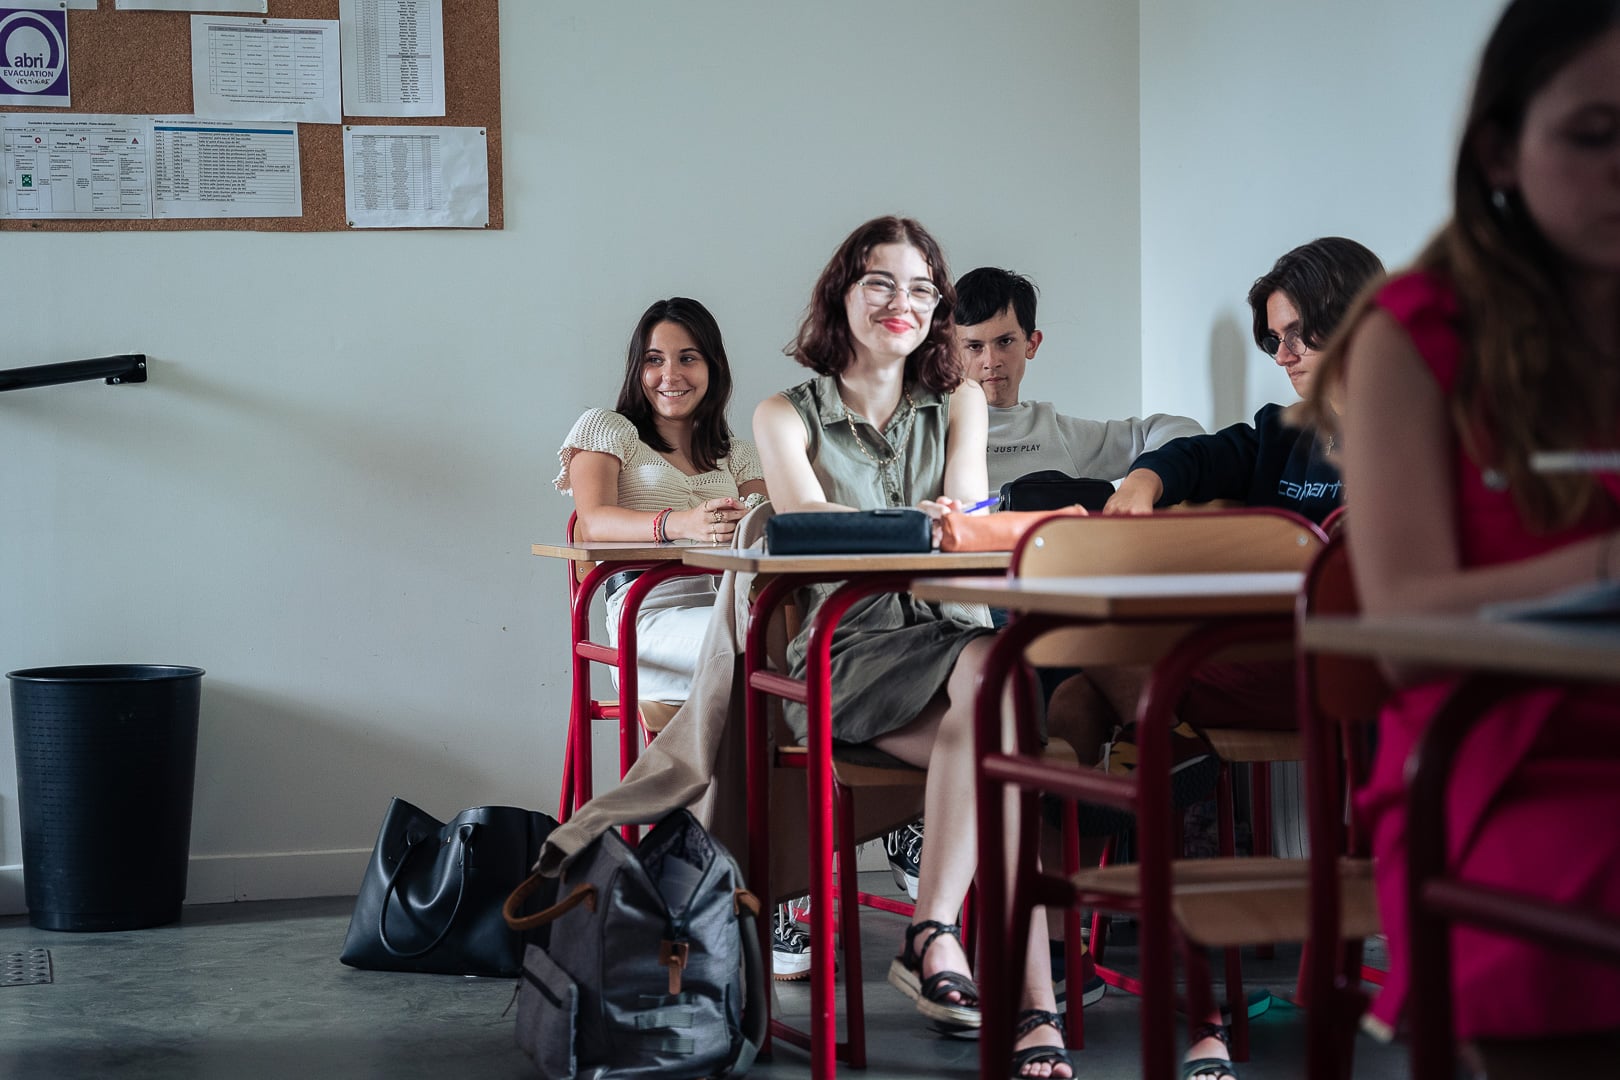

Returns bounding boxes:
[1308,1,1620,1074]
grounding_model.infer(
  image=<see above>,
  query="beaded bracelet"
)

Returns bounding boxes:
[653,507,673,543]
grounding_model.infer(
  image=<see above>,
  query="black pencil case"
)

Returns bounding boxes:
[766,509,932,555]
[997,470,1116,513]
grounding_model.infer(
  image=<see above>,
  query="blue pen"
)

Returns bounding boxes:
[961,496,999,514]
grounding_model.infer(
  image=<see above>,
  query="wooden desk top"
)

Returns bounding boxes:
[911,572,1304,619]
[1303,614,1620,682]
[530,539,725,561]
[680,549,1011,574]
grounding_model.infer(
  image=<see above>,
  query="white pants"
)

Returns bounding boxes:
[602,574,718,704]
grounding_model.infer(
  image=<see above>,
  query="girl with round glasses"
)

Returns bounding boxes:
[753,216,1072,1078]
[555,297,766,704]
[1307,1,1620,1073]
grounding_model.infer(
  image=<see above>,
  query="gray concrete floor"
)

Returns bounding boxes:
[0,873,1409,1079]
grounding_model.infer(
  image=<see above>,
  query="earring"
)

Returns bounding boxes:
[1490,188,1511,213]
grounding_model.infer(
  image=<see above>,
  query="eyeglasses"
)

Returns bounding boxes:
[854,276,942,312]
[1260,329,1310,358]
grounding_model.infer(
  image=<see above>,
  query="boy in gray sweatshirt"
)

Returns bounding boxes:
[954,267,1204,491]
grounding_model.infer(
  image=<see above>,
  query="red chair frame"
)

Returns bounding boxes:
[555,512,718,825]
[972,510,1331,1080]
[975,611,1297,1080]
[742,565,1002,1079]
[1296,533,1389,1080]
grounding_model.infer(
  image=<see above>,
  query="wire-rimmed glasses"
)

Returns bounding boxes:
[1260,328,1309,358]
[854,275,942,312]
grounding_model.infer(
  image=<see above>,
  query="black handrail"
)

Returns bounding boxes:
[0,354,147,392]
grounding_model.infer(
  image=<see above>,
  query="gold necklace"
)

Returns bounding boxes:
[844,392,915,467]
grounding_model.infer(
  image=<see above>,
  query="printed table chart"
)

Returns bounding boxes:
[206,23,328,103]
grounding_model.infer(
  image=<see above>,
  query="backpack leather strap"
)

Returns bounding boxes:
[503,875,596,931]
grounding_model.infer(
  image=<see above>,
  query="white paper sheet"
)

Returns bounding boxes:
[0,3,72,108]
[0,113,153,218]
[339,0,444,118]
[342,124,486,228]
[150,115,300,217]
[118,1,267,11]
[67,1,97,10]
[190,15,341,124]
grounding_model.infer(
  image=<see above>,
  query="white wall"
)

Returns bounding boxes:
[0,1,1141,910]
[1138,0,1503,429]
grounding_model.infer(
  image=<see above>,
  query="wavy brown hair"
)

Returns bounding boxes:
[1307,0,1620,532]
[787,216,965,394]
[1246,238,1383,354]
[614,297,734,473]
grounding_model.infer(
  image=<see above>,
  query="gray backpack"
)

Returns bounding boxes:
[503,810,767,1079]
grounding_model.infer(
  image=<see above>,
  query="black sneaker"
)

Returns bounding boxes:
[1054,976,1108,1009]
[1077,720,1221,834]
[1050,941,1107,1008]
[771,902,811,981]
[884,821,923,900]
[1099,720,1219,803]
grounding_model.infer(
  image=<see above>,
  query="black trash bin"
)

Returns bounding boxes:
[8,665,204,932]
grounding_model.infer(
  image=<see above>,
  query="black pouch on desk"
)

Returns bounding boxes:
[766,508,932,555]
[339,798,559,977]
[997,470,1116,513]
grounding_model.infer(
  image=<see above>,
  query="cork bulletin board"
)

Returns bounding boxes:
[0,0,502,232]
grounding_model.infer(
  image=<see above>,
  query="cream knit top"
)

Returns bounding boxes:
[554,408,762,510]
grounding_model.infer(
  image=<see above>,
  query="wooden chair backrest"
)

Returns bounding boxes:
[566,512,594,592]
[1297,532,1389,852]
[1013,509,1325,666]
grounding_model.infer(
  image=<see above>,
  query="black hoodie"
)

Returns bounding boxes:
[1128,403,1341,525]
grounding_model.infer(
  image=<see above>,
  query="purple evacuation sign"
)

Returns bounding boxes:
[0,5,71,108]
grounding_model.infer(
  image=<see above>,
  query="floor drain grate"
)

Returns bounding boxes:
[1,948,53,987]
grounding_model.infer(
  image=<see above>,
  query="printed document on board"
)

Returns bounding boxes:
[339,0,445,117]
[342,124,486,228]
[150,115,300,217]
[118,1,266,11]
[0,113,153,219]
[190,15,341,124]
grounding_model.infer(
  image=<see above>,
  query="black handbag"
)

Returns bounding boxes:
[340,798,558,976]
[765,508,932,555]
[997,470,1116,513]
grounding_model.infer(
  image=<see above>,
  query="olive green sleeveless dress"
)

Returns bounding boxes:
[780,375,993,746]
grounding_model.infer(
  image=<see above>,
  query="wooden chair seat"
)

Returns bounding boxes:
[1072,856,1379,949]
[776,737,1078,789]
[777,745,928,788]
[589,698,682,735]
[635,699,680,733]
[1204,728,1302,763]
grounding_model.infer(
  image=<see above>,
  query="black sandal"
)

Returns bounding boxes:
[886,919,980,1029]
[1011,1008,1073,1078]
[1183,1021,1238,1079]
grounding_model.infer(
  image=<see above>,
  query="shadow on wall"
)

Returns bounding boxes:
[1208,313,1250,431]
